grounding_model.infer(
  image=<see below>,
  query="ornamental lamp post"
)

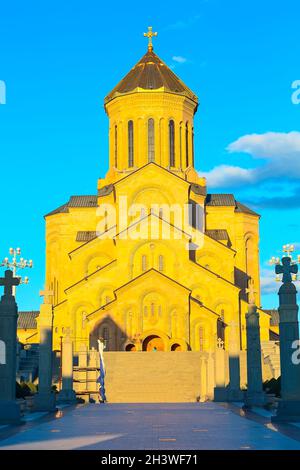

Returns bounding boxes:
[0,247,33,297]
[270,244,300,422]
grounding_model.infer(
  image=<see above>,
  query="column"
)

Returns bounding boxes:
[244,303,266,407]
[57,330,76,403]
[0,292,21,424]
[214,339,228,401]
[272,281,300,422]
[34,303,56,411]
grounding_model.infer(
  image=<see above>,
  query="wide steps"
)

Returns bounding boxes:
[103,351,203,403]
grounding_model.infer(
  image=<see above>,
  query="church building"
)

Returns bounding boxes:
[40,29,271,356]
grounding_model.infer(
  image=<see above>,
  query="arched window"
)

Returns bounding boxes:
[114,125,118,168]
[141,255,148,272]
[185,122,189,167]
[158,255,164,272]
[128,120,134,167]
[179,124,182,168]
[148,118,155,162]
[169,120,175,167]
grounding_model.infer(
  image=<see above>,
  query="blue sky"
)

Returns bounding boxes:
[0,0,299,311]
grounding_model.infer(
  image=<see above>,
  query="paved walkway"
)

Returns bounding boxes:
[1,403,300,450]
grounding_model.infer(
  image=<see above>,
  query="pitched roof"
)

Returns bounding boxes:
[263,309,279,326]
[205,194,260,217]
[68,196,98,207]
[235,201,260,217]
[17,311,39,329]
[45,195,98,218]
[205,194,236,206]
[105,49,198,105]
[205,229,229,242]
[76,231,97,242]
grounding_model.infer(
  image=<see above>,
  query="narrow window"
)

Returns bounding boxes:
[158,255,164,272]
[169,120,175,167]
[141,255,147,272]
[185,122,189,167]
[114,125,118,168]
[103,327,109,350]
[148,118,155,162]
[128,120,134,167]
[192,126,194,167]
[199,327,204,352]
[179,124,182,168]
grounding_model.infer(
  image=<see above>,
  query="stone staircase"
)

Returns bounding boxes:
[103,351,203,403]
[261,341,280,379]
[17,344,39,382]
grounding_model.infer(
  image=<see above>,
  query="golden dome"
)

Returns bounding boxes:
[104,49,198,106]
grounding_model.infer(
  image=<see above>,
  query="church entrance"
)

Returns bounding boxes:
[142,335,164,351]
[125,343,136,351]
[171,343,182,351]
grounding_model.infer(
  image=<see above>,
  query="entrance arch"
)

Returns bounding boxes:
[142,335,164,351]
[171,343,182,351]
[125,343,136,351]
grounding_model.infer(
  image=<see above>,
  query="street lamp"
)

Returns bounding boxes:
[0,247,33,296]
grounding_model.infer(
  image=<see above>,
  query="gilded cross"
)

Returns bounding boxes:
[246,278,257,305]
[143,26,158,51]
[0,270,20,297]
[275,256,298,283]
[217,337,224,349]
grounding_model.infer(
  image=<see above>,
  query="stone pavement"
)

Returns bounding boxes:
[1,402,300,450]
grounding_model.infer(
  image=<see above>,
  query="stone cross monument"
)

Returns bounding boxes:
[0,270,21,424]
[244,279,266,407]
[272,254,300,422]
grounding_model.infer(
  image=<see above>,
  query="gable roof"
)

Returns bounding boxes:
[205,229,230,243]
[17,311,39,329]
[205,194,260,217]
[45,195,98,218]
[115,268,192,294]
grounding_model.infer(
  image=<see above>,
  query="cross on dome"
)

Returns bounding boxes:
[143,26,158,51]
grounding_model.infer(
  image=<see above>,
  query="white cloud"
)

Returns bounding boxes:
[201,165,254,187]
[172,56,187,64]
[227,131,300,159]
[202,131,300,188]
[260,268,278,295]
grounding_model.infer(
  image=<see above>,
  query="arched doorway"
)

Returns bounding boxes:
[171,343,182,351]
[125,343,136,351]
[142,335,164,351]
